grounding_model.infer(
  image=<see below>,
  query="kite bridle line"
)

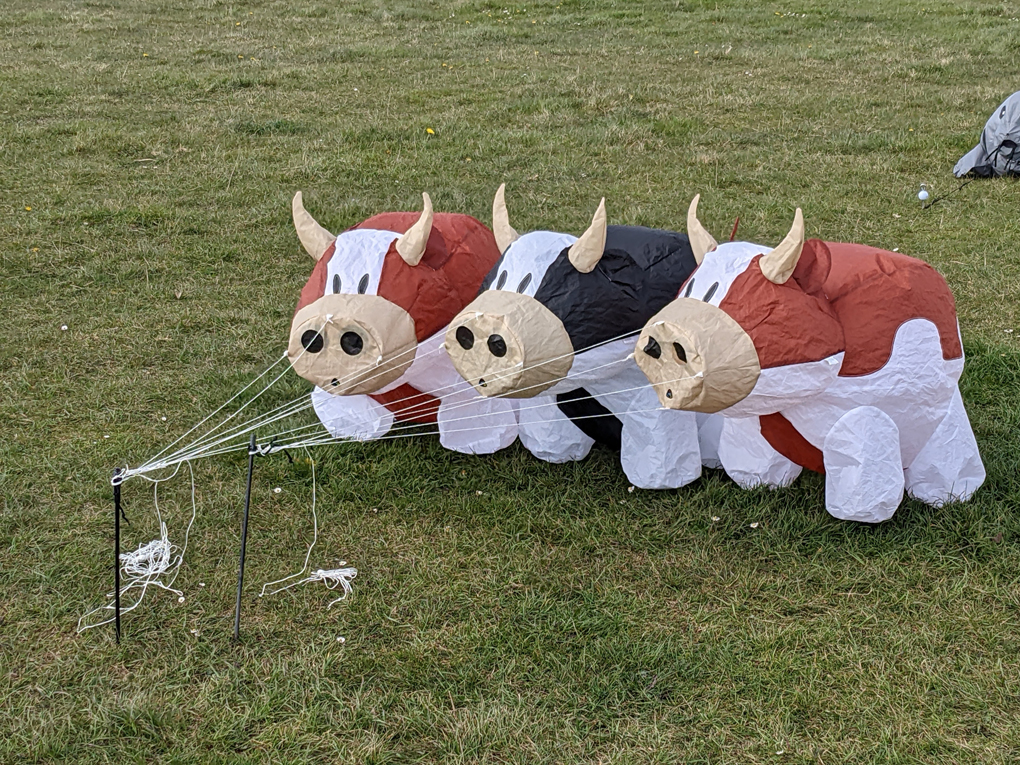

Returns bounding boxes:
[91,321,704,639]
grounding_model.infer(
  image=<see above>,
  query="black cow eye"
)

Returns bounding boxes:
[702,282,719,302]
[496,270,508,290]
[683,279,695,298]
[516,273,532,293]
[332,274,341,294]
[357,274,369,294]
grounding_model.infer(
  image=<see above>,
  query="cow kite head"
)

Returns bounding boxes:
[288,191,459,396]
[635,196,844,413]
[443,185,609,398]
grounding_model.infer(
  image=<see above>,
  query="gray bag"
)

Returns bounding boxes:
[954,90,1020,178]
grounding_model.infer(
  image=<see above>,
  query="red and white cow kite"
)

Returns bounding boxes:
[635,195,985,522]
[288,192,517,453]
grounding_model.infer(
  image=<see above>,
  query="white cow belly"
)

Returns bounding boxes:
[782,319,958,466]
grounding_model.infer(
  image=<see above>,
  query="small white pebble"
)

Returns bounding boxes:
[103,434,109,439]
[892,247,900,252]
[711,516,720,522]
[177,596,185,603]
[1005,329,1014,334]
[336,636,346,643]
[198,582,205,587]
[776,751,785,756]
[190,629,199,635]
[273,487,282,494]
[353,88,358,91]
[161,416,167,421]
[750,522,759,529]
[475,490,483,496]
[60,325,68,331]
[371,507,378,513]
[627,486,635,493]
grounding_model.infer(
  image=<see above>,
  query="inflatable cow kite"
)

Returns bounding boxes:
[288,192,517,454]
[443,185,707,489]
[634,195,985,522]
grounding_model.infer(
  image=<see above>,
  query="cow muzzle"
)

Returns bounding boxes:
[634,298,761,412]
[444,291,573,398]
[288,294,417,395]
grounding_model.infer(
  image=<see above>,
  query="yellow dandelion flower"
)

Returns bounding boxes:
[235,22,240,26]
[426,128,435,135]
[238,54,244,58]
[143,53,149,57]
[25,206,31,211]
[31,247,39,252]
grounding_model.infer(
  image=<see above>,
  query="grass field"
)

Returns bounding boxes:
[3,0,1020,761]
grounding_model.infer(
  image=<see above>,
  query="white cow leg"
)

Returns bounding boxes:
[618,407,702,489]
[696,412,724,469]
[823,406,904,523]
[437,389,518,455]
[311,387,394,441]
[904,386,986,506]
[517,394,595,464]
[717,416,802,489]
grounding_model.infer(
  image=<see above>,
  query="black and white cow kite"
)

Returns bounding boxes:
[443,185,709,489]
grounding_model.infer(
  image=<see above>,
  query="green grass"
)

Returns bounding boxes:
[3,0,1020,762]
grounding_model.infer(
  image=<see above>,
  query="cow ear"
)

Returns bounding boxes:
[292,191,335,261]
[395,193,434,266]
[687,194,717,265]
[760,208,804,285]
[568,198,607,274]
[492,183,520,253]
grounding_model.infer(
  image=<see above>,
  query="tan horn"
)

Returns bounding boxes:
[567,198,607,274]
[395,192,435,266]
[759,207,805,285]
[687,194,717,265]
[492,183,520,253]
[292,191,335,261]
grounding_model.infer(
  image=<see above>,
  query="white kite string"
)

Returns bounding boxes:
[124,326,647,475]
[192,329,646,456]
[258,448,357,608]
[140,354,289,470]
[249,344,644,451]
[271,401,677,453]
[78,461,198,633]
[158,341,659,461]
[156,337,438,465]
[134,336,449,475]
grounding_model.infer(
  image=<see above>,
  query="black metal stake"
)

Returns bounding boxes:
[112,467,124,644]
[233,434,257,641]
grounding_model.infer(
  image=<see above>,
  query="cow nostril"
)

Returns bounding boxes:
[301,329,324,354]
[666,389,673,399]
[456,326,475,350]
[643,337,662,359]
[487,334,507,357]
[340,331,364,356]
[673,342,687,363]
